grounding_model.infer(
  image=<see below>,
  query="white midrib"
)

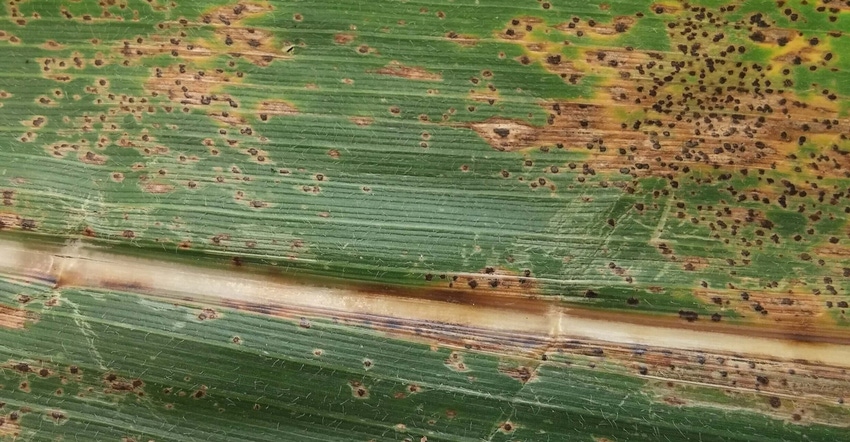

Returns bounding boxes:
[1,237,849,368]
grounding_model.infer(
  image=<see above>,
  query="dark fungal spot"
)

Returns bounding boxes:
[50,410,66,422]
[493,128,510,138]
[678,310,698,322]
[499,421,515,433]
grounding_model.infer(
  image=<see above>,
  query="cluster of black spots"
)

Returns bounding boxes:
[678,310,698,322]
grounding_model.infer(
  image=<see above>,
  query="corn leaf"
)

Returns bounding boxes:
[1,0,849,440]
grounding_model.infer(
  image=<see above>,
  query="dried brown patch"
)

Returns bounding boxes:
[197,308,219,321]
[0,414,20,437]
[0,214,36,232]
[467,118,539,152]
[348,380,369,399]
[749,28,798,45]
[468,87,500,105]
[103,373,145,395]
[139,179,174,194]
[0,305,32,329]
[209,111,247,127]
[444,31,479,46]
[549,15,636,37]
[257,100,299,118]
[145,65,238,108]
[201,3,274,25]
[813,244,850,259]
[483,15,850,179]
[116,36,214,63]
[695,288,823,329]
[649,3,682,14]
[197,4,285,66]
[423,266,539,297]
[498,364,538,384]
[79,151,107,165]
[0,31,20,45]
[349,116,374,126]
[370,61,442,81]
[22,116,46,129]
[214,27,283,66]
[2,190,13,207]
[549,335,850,427]
[497,421,517,434]
[444,351,470,372]
[41,40,65,50]
[682,257,709,272]
[333,33,355,44]
[662,396,688,406]
[468,90,845,178]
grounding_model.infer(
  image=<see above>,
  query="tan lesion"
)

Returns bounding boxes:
[554,15,637,36]
[40,40,64,50]
[138,176,174,194]
[349,116,374,126]
[78,151,108,165]
[469,15,850,180]
[145,64,241,109]
[444,31,479,46]
[333,33,355,44]
[257,100,299,121]
[0,412,21,438]
[0,304,34,329]
[115,36,214,64]
[813,243,850,259]
[213,26,282,67]
[200,2,274,25]
[210,111,247,127]
[692,289,824,329]
[200,2,289,67]
[468,83,501,105]
[497,362,539,384]
[368,61,443,81]
[0,30,20,44]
